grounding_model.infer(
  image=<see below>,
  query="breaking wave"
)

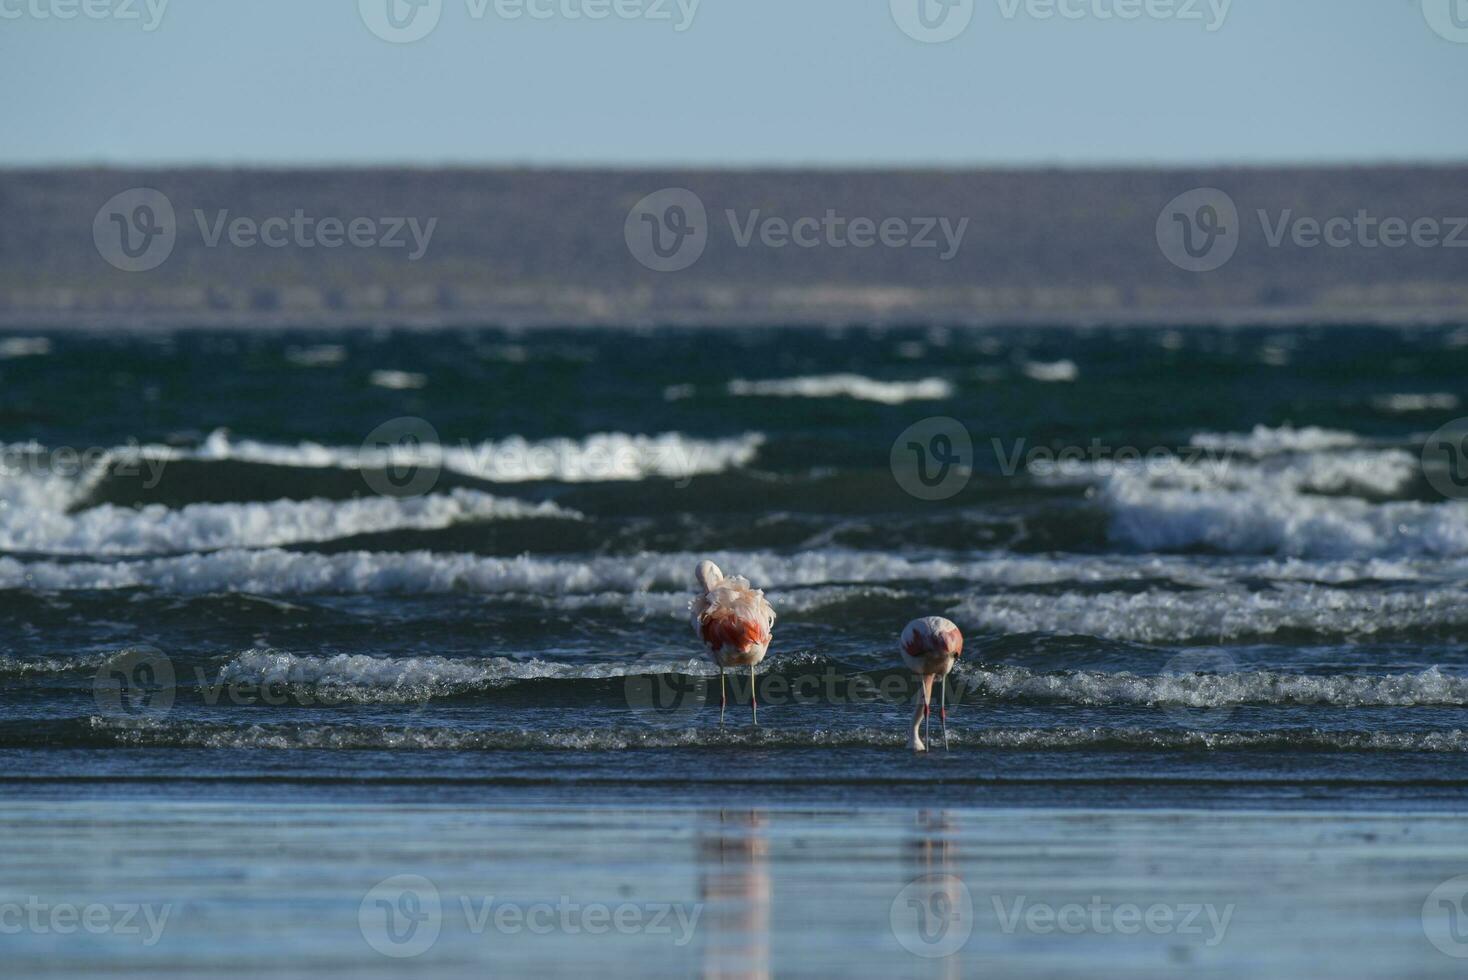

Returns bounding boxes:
[725,374,953,404]
[0,489,576,556]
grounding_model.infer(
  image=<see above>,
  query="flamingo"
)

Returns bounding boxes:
[689,560,776,725]
[900,616,963,751]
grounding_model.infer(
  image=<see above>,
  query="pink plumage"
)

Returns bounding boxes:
[690,559,776,724]
[900,616,964,673]
[900,616,963,751]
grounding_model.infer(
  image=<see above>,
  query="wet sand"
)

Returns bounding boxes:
[4,800,1467,977]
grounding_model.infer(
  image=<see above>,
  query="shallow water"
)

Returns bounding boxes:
[4,800,1467,978]
[1,325,1468,809]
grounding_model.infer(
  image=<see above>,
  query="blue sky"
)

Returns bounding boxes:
[4,0,1466,166]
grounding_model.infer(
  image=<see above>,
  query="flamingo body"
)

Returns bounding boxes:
[690,560,775,722]
[690,560,775,668]
[900,616,963,751]
[900,616,963,676]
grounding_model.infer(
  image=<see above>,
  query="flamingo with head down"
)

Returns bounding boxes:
[900,616,964,751]
[689,560,776,725]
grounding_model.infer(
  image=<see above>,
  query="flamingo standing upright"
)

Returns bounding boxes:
[900,616,964,751]
[689,560,776,725]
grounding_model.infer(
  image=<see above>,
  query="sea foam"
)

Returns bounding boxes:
[726,374,953,404]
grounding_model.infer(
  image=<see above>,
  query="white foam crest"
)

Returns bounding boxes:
[0,548,1183,597]
[0,337,52,359]
[963,664,1468,707]
[951,584,1468,643]
[80,718,1468,753]
[0,442,113,513]
[1031,442,1416,500]
[0,653,113,676]
[0,489,575,556]
[726,374,953,404]
[0,547,1460,597]
[1373,393,1459,414]
[1081,444,1462,558]
[211,650,704,701]
[139,429,764,484]
[1021,359,1078,382]
[1104,476,1468,559]
[1189,424,1364,455]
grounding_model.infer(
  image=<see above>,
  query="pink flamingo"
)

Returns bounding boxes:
[690,560,776,725]
[900,616,963,751]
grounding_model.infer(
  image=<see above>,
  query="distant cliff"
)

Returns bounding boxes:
[2,166,1465,326]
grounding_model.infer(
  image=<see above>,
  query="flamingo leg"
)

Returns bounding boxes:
[940,674,949,751]
[750,663,758,727]
[720,668,726,726]
[909,676,928,752]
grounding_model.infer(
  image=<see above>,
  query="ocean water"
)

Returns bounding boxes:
[2,324,1468,809]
